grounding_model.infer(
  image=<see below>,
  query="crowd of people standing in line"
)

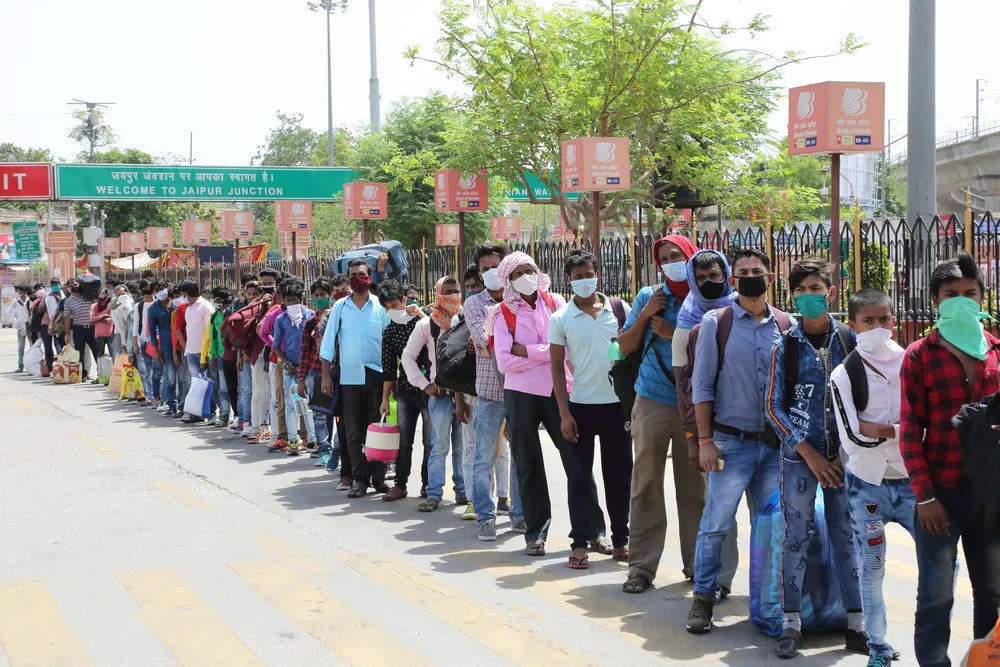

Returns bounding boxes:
[5,237,998,667]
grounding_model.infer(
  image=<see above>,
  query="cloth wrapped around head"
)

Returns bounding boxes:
[430,276,462,330]
[484,251,551,337]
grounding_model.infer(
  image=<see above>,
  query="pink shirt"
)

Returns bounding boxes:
[258,305,282,348]
[493,292,572,397]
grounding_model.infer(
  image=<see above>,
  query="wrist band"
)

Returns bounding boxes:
[698,437,714,445]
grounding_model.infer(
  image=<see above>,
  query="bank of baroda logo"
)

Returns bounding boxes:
[796,92,816,120]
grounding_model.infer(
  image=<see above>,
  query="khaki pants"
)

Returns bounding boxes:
[628,394,737,584]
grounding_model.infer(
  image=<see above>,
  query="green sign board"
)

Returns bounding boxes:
[11,221,41,261]
[506,172,579,202]
[54,164,356,202]
[265,250,282,262]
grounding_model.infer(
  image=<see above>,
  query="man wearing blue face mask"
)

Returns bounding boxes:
[549,249,633,568]
[765,256,863,659]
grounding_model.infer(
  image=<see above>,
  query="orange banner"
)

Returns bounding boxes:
[181,220,212,246]
[220,210,254,240]
[788,81,885,155]
[434,169,488,213]
[275,201,313,232]
[561,137,631,193]
[103,237,120,257]
[435,223,460,246]
[146,227,173,250]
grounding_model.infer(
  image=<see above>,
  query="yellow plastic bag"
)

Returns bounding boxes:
[119,364,146,401]
[963,616,1000,666]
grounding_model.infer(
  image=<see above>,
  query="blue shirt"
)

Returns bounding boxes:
[692,302,793,434]
[147,300,173,352]
[272,307,315,365]
[319,294,388,385]
[622,285,679,406]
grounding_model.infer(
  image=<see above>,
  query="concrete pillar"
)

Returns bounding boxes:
[907,0,936,224]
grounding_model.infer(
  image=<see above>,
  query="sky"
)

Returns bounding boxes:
[3,0,999,166]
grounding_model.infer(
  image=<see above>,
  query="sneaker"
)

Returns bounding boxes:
[162,408,176,417]
[477,519,497,541]
[214,418,229,428]
[386,462,396,480]
[326,453,340,471]
[230,421,243,431]
[240,424,252,437]
[510,519,527,533]
[156,403,170,413]
[268,439,289,453]
[305,442,318,452]
[461,502,476,520]
[685,594,715,634]
[206,418,217,426]
[181,415,203,424]
[336,476,352,491]
[496,497,510,515]
[866,654,894,667]
[316,452,331,467]
[287,442,300,456]
[14,368,24,373]
[171,411,185,419]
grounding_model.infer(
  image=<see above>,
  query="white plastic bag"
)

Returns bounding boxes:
[23,339,44,377]
[184,374,215,418]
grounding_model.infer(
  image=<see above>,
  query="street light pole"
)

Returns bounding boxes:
[368,0,381,132]
[308,0,349,166]
[977,78,987,137]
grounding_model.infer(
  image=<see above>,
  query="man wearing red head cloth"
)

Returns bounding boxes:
[616,235,707,595]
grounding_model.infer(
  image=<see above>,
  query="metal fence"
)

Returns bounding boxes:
[99,212,999,343]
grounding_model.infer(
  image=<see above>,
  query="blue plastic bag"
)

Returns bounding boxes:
[749,488,848,636]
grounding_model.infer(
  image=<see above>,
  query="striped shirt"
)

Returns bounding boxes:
[64,295,96,324]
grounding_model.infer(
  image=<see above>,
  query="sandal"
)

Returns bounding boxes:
[612,546,629,562]
[525,540,546,556]
[247,433,264,444]
[590,537,613,555]
[622,574,651,594]
[347,482,368,499]
[417,498,440,513]
[568,553,590,570]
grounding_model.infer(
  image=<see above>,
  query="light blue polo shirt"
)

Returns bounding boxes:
[548,294,631,404]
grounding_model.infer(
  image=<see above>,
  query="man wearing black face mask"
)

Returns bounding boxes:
[684,248,793,634]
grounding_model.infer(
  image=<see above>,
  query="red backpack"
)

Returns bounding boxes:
[223,298,270,351]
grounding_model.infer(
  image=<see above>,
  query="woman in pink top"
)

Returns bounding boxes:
[489,252,603,557]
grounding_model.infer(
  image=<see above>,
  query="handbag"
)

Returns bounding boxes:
[308,373,337,414]
[60,344,80,364]
[119,364,145,401]
[108,353,128,394]
[184,374,216,418]
[365,416,400,463]
[145,340,159,359]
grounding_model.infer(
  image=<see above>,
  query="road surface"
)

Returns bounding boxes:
[0,328,973,666]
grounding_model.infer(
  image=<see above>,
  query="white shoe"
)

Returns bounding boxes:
[206,417,217,426]
[240,424,252,437]
[156,404,170,413]
[230,421,243,431]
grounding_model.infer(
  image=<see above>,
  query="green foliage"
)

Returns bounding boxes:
[847,240,893,292]
[724,144,828,226]
[410,0,862,236]
[68,109,117,161]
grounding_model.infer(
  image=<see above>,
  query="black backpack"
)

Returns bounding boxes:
[841,350,870,413]
[782,320,856,407]
[433,316,478,396]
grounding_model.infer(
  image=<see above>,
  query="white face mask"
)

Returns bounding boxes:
[662,261,688,283]
[286,304,304,324]
[388,308,414,325]
[482,268,503,292]
[171,297,185,308]
[154,289,168,301]
[512,273,538,296]
[856,327,896,361]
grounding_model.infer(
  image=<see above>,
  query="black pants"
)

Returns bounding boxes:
[394,388,432,489]
[221,358,239,416]
[71,325,100,379]
[41,324,56,369]
[340,367,387,487]
[568,402,632,549]
[95,336,110,358]
[504,389,604,545]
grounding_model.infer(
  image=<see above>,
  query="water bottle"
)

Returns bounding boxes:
[290,385,308,418]
[608,337,626,363]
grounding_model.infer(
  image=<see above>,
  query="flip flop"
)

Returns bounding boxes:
[417,498,440,513]
[590,537,613,555]
[568,554,590,570]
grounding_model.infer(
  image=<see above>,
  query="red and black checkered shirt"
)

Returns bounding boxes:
[899,328,1000,503]
[297,317,324,381]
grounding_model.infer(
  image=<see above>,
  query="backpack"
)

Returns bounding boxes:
[781,319,854,410]
[223,299,270,351]
[30,298,45,332]
[678,305,792,439]
[434,316,478,396]
[609,295,674,419]
[841,350,869,413]
[49,307,66,337]
[332,241,408,283]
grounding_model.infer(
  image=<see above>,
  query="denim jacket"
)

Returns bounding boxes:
[765,314,856,461]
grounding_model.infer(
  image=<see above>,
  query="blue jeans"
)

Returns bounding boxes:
[427,393,465,502]
[238,361,253,424]
[305,371,332,451]
[139,346,162,400]
[780,456,861,614]
[16,328,26,370]
[282,367,312,444]
[845,471,916,658]
[693,433,778,596]
[914,480,1000,667]
[209,362,231,421]
[472,397,523,525]
[159,349,178,413]
[176,351,191,408]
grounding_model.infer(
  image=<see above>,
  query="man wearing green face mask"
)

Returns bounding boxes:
[764,257,863,659]
[899,253,1000,667]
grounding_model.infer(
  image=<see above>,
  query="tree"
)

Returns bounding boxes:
[408,0,861,237]
[725,145,825,227]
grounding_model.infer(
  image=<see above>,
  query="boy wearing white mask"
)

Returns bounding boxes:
[549,249,633,569]
[272,278,315,456]
[830,289,911,667]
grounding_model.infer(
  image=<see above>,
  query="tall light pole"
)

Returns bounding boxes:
[907,0,936,224]
[977,78,988,137]
[68,99,115,279]
[308,0,348,166]
[368,0,381,131]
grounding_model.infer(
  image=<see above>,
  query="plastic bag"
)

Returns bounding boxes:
[107,354,128,394]
[23,339,44,377]
[962,614,1000,666]
[749,488,848,636]
[119,364,146,401]
[51,361,82,385]
[96,355,113,385]
[387,395,398,426]
[184,374,215,418]
[60,344,80,364]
